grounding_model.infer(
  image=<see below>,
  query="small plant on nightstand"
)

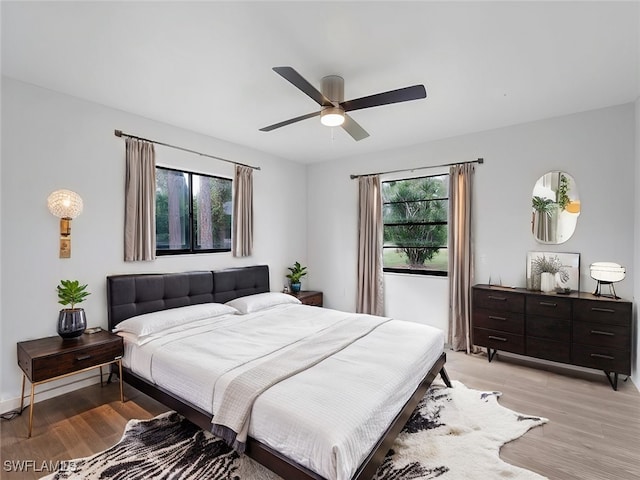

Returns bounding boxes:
[57,279,91,339]
[286,262,307,293]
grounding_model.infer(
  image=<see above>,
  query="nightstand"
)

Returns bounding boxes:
[17,330,124,437]
[290,290,323,307]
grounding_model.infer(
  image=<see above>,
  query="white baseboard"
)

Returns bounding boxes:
[0,371,102,415]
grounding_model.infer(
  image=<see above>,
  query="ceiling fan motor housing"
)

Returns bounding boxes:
[321,75,344,104]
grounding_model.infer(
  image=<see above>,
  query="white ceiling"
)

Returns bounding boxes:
[2,1,638,164]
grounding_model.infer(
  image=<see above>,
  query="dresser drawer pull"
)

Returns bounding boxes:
[488,335,507,342]
[487,295,507,301]
[76,354,92,361]
[591,307,615,314]
[539,301,557,307]
[488,315,507,321]
[590,353,615,360]
[590,330,614,337]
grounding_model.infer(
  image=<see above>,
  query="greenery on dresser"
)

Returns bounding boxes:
[531,254,569,283]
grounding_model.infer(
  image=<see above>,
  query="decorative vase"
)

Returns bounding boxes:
[58,308,87,338]
[540,272,556,293]
[290,282,301,293]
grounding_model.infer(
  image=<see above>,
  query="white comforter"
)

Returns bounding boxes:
[122,304,444,480]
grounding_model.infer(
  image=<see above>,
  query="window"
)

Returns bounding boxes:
[382,174,449,276]
[155,167,232,255]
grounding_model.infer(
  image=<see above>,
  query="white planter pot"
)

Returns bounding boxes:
[540,272,556,293]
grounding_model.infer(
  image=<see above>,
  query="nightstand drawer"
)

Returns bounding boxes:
[18,332,124,383]
[30,342,121,382]
[290,291,323,307]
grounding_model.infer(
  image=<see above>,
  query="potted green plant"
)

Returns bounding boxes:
[57,279,90,338]
[286,262,307,293]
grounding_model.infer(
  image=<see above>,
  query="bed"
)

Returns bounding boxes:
[107,265,450,480]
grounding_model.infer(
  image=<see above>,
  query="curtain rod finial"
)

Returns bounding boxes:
[477,158,484,164]
[114,129,123,137]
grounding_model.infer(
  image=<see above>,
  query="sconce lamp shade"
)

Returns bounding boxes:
[47,190,83,219]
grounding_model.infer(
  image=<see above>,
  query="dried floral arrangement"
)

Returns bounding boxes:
[531,254,569,283]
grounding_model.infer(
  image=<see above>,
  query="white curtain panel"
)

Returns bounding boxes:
[356,175,384,315]
[232,165,253,257]
[448,163,475,352]
[124,138,156,262]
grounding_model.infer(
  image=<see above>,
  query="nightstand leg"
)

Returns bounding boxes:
[99,366,104,387]
[28,383,35,438]
[19,374,25,413]
[118,360,124,403]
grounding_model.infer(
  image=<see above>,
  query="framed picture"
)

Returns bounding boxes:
[526,251,580,292]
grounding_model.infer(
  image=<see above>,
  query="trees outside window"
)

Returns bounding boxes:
[382,174,449,275]
[156,167,232,255]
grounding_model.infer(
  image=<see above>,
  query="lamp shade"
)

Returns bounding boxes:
[590,262,625,283]
[47,189,83,219]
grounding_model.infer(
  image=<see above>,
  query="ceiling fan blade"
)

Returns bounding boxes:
[259,111,321,132]
[340,85,426,112]
[273,66,333,107]
[342,114,370,141]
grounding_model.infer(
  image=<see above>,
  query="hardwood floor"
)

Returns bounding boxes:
[1,350,639,479]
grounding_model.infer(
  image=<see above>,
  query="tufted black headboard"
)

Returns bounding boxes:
[107,265,270,330]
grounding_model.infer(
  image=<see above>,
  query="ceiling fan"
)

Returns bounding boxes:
[259,66,427,141]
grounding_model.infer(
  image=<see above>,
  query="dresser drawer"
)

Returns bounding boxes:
[24,340,123,382]
[473,327,525,355]
[573,322,630,350]
[526,315,570,342]
[473,288,524,313]
[473,309,524,334]
[572,344,630,375]
[526,337,570,364]
[573,299,631,326]
[526,296,572,319]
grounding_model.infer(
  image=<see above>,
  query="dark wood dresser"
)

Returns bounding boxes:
[472,284,632,390]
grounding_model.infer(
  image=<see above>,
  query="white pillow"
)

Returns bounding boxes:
[113,303,238,338]
[225,292,301,314]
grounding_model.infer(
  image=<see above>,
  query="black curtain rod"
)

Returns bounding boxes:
[114,130,261,171]
[349,157,484,179]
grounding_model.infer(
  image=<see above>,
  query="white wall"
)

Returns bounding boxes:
[0,77,307,408]
[308,105,636,361]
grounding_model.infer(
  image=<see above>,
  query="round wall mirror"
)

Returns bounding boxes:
[531,171,580,244]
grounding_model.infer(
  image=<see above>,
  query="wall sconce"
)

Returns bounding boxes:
[47,189,83,258]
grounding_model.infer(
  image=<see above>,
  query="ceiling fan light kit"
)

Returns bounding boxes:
[260,66,426,141]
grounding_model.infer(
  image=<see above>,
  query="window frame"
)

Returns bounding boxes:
[381,173,449,277]
[155,165,232,256]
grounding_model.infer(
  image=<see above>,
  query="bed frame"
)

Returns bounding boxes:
[107,265,451,480]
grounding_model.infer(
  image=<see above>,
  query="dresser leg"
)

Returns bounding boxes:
[604,371,618,391]
[487,347,497,362]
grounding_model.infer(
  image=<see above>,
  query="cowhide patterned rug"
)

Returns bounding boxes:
[44,381,548,480]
